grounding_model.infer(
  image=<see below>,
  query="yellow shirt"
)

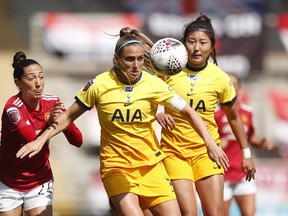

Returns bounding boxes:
[161,62,236,157]
[76,71,177,169]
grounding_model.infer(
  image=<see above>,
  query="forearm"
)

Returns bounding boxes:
[249,134,273,150]
[36,112,72,145]
[63,122,83,147]
[223,104,255,180]
[16,102,85,159]
[180,105,229,171]
[17,125,37,142]
[45,101,84,140]
[223,104,250,150]
[229,118,249,149]
[249,134,262,147]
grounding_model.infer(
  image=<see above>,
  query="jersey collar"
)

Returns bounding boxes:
[186,61,208,72]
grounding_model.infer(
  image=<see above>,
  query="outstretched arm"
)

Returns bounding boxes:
[157,105,229,171]
[249,134,273,151]
[62,123,83,147]
[16,102,86,158]
[223,103,256,181]
[180,104,229,171]
[59,102,83,147]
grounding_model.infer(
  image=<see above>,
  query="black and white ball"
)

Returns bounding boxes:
[150,38,188,76]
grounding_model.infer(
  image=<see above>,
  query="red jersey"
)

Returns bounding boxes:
[214,103,254,182]
[0,92,82,192]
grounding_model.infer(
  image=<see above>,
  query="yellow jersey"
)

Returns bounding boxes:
[161,62,236,157]
[76,71,179,169]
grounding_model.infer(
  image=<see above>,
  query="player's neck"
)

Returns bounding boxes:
[186,61,208,72]
[20,93,41,110]
[114,69,142,85]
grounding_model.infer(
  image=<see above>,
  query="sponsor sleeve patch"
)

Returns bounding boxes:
[7,107,21,124]
[83,79,94,92]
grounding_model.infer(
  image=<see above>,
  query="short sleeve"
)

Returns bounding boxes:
[75,79,97,110]
[218,73,236,106]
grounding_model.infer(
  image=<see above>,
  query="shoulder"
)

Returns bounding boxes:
[79,72,111,94]
[138,72,174,95]
[42,93,59,101]
[95,71,110,80]
[204,63,232,93]
[202,63,231,88]
[82,71,110,86]
[141,71,167,84]
[3,95,24,122]
[206,62,228,78]
[207,62,223,71]
[142,70,157,78]
[5,94,24,109]
[93,71,115,87]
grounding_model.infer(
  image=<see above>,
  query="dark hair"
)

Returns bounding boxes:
[12,51,41,80]
[182,13,218,65]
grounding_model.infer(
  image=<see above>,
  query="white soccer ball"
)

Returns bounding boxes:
[151,38,188,76]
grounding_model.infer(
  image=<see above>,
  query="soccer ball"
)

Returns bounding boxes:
[150,38,188,76]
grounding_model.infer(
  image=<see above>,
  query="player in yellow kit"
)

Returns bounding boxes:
[16,27,228,216]
[156,14,256,216]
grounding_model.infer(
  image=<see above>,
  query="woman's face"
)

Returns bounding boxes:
[115,43,144,83]
[184,31,213,68]
[15,64,44,101]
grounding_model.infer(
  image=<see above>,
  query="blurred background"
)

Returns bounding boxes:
[1,0,288,215]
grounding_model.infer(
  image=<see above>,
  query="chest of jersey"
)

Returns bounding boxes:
[5,98,55,132]
[167,72,219,114]
[22,107,50,130]
[96,85,157,123]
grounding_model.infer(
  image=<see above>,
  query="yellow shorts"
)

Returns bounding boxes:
[164,153,224,182]
[101,162,176,209]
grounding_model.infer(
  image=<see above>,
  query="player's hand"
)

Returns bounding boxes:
[260,138,273,151]
[242,157,256,181]
[156,112,175,130]
[16,139,45,159]
[207,144,229,171]
[48,102,64,125]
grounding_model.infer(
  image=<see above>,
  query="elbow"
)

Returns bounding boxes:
[64,124,84,148]
[70,135,83,148]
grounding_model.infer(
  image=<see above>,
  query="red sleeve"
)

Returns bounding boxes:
[247,111,255,139]
[62,122,83,148]
[17,125,37,142]
[17,123,53,144]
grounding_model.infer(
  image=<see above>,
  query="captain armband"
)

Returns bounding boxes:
[169,95,187,112]
[242,148,252,159]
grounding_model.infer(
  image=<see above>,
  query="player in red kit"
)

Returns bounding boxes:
[214,73,273,216]
[0,51,83,216]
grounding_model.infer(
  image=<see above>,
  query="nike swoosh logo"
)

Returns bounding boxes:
[187,93,195,96]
